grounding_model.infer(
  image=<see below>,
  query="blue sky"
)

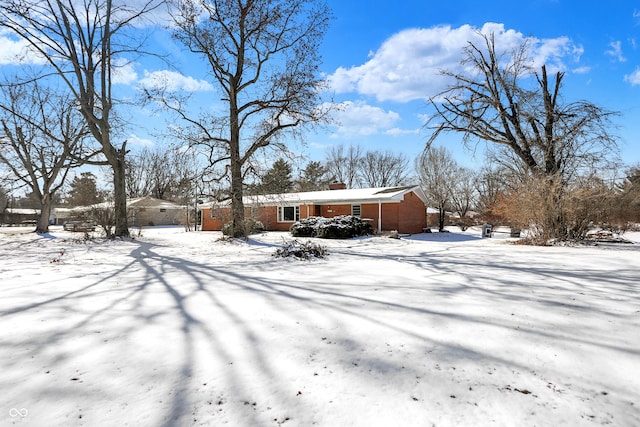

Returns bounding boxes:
[310,0,640,170]
[1,0,639,176]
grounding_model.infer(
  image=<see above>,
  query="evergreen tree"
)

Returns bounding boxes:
[297,161,332,191]
[258,159,294,194]
[67,172,104,206]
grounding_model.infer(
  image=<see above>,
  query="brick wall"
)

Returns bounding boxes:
[201,192,427,234]
[397,192,427,233]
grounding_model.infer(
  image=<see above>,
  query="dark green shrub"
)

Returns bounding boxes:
[290,215,373,239]
[290,216,326,237]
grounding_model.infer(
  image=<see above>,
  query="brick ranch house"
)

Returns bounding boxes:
[200,184,428,234]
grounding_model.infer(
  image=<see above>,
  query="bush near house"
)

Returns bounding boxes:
[222,218,265,236]
[290,215,374,239]
[289,216,326,237]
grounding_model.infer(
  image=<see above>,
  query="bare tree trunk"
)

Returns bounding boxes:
[542,176,567,242]
[230,142,245,238]
[229,81,246,237]
[438,208,446,232]
[35,193,51,233]
[112,153,129,237]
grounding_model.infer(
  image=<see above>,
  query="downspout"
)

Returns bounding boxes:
[378,200,382,233]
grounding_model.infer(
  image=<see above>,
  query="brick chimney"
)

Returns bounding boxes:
[329,182,347,190]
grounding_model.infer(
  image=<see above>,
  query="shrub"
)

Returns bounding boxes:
[493,174,615,244]
[222,217,265,237]
[290,215,373,239]
[273,240,327,260]
[89,206,115,238]
[290,216,327,237]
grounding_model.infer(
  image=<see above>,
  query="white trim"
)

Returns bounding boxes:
[248,186,426,206]
[277,206,300,222]
[196,186,427,211]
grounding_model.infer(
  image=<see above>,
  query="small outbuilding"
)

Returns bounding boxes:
[200,184,428,234]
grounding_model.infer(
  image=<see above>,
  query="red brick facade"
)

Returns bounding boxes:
[200,190,427,234]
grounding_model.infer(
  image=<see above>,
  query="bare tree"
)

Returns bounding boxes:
[167,147,205,230]
[0,0,164,237]
[0,81,90,233]
[621,165,640,219]
[475,164,507,219]
[427,33,620,241]
[126,148,154,199]
[416,146,457,232]
[449,166,477,229]
[127,146,172,200]
[359,150,409,188]
[126,144,206,208]
[163,0,331,237]
[325,144,362,188]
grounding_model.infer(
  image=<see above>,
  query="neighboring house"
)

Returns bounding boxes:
[127,197,186,227]
[1,207,40,225]
[52,197,187,227]
[200,184,428,234]
[51,207,76,225]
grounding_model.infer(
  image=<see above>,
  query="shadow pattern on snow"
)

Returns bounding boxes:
[0,231,639,426]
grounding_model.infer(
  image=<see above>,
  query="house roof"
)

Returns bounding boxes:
[3,208,41,215]
[54,197,185,214]
[207,185,427,207]
[128,197,184,209]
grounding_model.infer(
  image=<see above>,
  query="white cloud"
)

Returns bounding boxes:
[385,127,420,137]
[138,70,214,92]
[127,134,155,147]
[112,59,139,85]
[572,66,591,74]
[325,101,400,137]
[0,31,47,65]
[326,23,582,103]
[624,67,640,86]
[605,41,626,62]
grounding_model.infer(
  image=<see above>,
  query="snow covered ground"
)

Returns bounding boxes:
[1,225,639,427]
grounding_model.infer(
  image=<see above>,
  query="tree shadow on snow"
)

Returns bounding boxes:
[1,234,639,426]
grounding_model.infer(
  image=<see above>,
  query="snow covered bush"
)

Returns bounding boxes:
[273,239,327,260]
[290,215,373,239]
[317,215,374,239]
[289,216,327,237]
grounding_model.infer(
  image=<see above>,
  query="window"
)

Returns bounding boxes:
[209,205,216,218]
[160,208,166,212]
[278,206,299,222]
[352,205,361,217]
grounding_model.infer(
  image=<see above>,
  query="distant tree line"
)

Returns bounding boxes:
[0,0,638,242]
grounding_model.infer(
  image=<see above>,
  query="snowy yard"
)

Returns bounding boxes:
[1,225,639,426]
